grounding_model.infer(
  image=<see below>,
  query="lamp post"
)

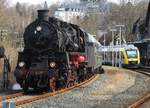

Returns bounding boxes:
[102,32,107,65]
[110,28,117,67]
[116,25,125,68]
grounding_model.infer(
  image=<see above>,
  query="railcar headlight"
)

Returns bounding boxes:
[49,62,56,68]
[19,62,25,67]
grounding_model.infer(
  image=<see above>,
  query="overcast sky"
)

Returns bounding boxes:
[8,0,119,6]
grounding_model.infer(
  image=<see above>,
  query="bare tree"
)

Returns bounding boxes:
[49,4,59,16]
[108,0,149,41]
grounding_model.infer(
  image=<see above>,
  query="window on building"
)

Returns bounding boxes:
[65,8,69,11]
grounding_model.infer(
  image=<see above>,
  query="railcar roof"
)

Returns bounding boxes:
[87,33,101,46]
[100,44,138,52]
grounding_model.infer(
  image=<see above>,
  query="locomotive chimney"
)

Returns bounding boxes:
[37,10,49,21]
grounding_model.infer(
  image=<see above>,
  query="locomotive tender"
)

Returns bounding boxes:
[14,10,103,92]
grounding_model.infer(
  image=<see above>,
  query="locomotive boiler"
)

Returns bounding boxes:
[14,10,103,92]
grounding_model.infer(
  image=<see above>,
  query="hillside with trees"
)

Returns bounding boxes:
[78,0,149,42]
[0,0,149,67]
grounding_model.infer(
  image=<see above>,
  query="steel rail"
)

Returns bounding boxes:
[0,92,23,102]
[128,68,150,108]
[0,74,99,108]
[134,69,150,77]
[128,92,150,108]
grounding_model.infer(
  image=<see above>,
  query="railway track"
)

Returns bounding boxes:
[128,67,150,108]
[128,92,150,108]
[0,74,98,108]
[131,68,150,77]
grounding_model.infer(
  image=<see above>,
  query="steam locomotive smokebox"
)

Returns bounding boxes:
[38,10,49,21]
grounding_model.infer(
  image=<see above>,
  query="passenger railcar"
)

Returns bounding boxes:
[101,45,140,68]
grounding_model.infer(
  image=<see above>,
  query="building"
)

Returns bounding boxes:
[132,1,150,65]
[54,0,109,23]
[54,3,87,23]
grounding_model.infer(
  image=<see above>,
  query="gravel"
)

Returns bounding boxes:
[18,66,150,108]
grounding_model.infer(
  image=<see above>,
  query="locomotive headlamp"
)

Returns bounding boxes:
[36,26,42,31]
[19,62,25,67]
[50,62,56,68]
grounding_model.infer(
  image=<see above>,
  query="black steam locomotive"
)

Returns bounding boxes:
[14,10,103,92]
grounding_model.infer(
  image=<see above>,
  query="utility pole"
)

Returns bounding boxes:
[110,28,117,67]
[116,25,125,68]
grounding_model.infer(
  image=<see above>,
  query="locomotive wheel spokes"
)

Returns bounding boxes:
[67,70,78,87]
[73,71,78,85]
[83,68,87,80]
[66,70,70,87]
[78,66,86,81]
[58,76,67,89]
[22,80,29,93]
[49,77,56,92]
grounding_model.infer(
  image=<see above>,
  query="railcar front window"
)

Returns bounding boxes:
[126,50,137,58]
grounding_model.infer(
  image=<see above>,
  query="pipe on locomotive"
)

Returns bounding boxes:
[37,9,49,21]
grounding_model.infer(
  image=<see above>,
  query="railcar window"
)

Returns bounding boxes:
[126,50,138,58]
